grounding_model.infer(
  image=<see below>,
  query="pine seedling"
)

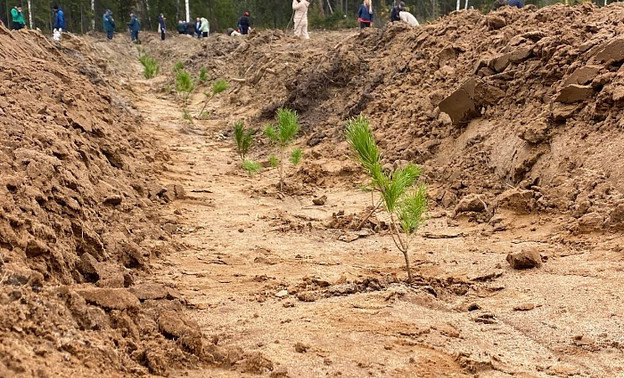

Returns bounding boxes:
[234,121,254,161]
[175,70,194,104]
[264,108,301,190]
[212,79,228,95]
[290,148,303,165]
[345,115,427,283]
[182,108,193,124]
[139,54,159,79]
[198,67,208,83]
[269,155,279,168]
[173,61,184,72]
[242,160,262,176]
[198,79,229,116]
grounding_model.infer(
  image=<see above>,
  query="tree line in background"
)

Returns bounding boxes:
[0,0,609,34]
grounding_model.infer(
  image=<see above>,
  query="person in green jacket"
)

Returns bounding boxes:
[11,5,26,31]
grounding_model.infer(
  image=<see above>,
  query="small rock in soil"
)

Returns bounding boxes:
[297,291,319,302]
[103,195,123,206]
[313,195,327,206]
[294,342,309,353]
[275,289,288,298]
[506,250,542,269]
[455,194,487,214]
[513,303,535,311]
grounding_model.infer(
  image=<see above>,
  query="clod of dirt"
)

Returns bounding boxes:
[494,189,535,214]
[158,310,203,356]
[455,194,487,214]
[294,342,309,353]
[513,303,536,311]
[130,283,178,301]
[506,250,542,270]
[76,288,141,311]
[312,195,327,206]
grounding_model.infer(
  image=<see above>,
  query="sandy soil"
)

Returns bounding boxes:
[131,72,624,377]
[4,5,624,375]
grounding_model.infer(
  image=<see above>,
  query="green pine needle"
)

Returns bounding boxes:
[242,160,261,175]
[234,121,254,161]
[290,148,303,165]
[269,154,279,168]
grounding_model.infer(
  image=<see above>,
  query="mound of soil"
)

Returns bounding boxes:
[0,27,254,376]
[185,5,624,232]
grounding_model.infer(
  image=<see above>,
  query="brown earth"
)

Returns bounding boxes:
[2,3,624,377]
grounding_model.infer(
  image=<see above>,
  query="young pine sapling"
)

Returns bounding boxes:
[139,53,159,79]
[264,108,302,190]
[175,69,194,104]
[345,115,427,283]
[198,78,229,118]
[234,121,261,176]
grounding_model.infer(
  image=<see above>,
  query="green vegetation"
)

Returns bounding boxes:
[198,67,209,84]
[198,79,229,118]
[234,121,261,176]
[175,70,194,104]
[139,53,159,79]
[269,154,279,168]
[264,108,301,190]
[290,148,303,165]
[346,115,427,283]
[211,79,229,95]
[242,160,262,176]
[173,61,184,72]
[234,121,254,161]
[182,108,194,124]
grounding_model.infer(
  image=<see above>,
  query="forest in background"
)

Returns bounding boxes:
[0,0,608,34]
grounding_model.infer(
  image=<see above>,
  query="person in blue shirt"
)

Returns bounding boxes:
[358,0,373,28]
[127,12,141,43]
[103,10,115,40]
[52,5,65,31]
[158,13,166,40]
[508,0,524,7]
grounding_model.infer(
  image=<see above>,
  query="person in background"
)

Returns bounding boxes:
[357,0,373,28]
[52,5,65,31]
[103,9,115,40]
[492,0,507,9]
[292,0,310,40]
[11,5,26,30]
[238,11,251,35]
[390,1,404,22]
[399,10,419,26]
[127,12,140,43]
[176,20,186,34]
[508,0,524,7]
[195,17,201,38]
[158,13,166,40]
[186,19,196,36]
[199,17,210,38]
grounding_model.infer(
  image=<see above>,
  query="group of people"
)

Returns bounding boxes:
[292,0,419,41]
[175,17,210,39]
[102,10,142,43]
[3,1,423,44]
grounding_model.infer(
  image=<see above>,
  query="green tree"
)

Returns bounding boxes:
[346,115,427,283]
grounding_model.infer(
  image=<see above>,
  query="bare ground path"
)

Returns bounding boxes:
[131,81,624,377]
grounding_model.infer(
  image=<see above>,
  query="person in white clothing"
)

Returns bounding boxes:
[292,0,310,39]
[399,11,419,26]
